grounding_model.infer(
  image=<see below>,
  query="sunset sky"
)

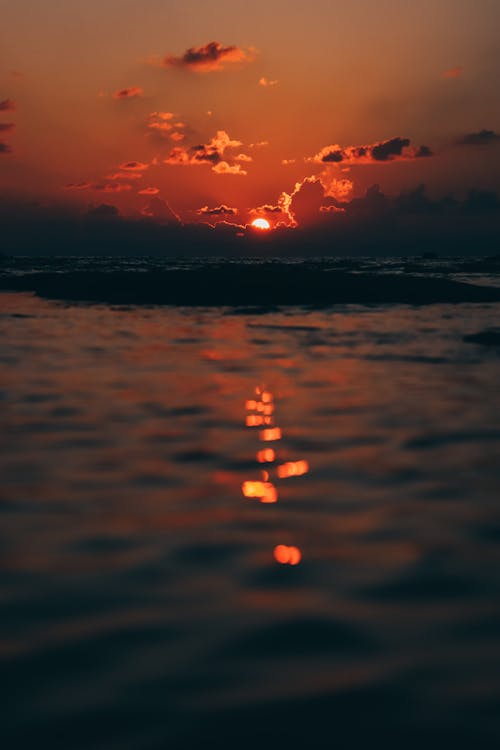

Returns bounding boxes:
[1,0,500,229]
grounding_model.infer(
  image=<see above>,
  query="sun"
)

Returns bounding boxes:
[251,217,271,230]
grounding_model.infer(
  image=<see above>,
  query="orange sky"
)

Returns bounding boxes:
[1,0,500,227]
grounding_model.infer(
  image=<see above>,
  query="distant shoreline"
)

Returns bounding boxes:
[2,266,500,307]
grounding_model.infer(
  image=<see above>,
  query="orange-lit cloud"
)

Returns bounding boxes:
[106,171,143,180]
[119,160,149,171]
[158,41,255,72]
[313,136,433,164]
[170,131,185,141]
[147,112,185,138]
[234,153,252,162]
[164,130,248,174]
[321,175,354,201]
[259,76,278,87]
[249,203,287,226]
[282,158,296,165]
[197,204,238,216]
[0,99,16,111]
[212,161,247,176]
[93,183,133,192]
[113,86,144,100]
[138,187,160,195]
[443,66,463,78]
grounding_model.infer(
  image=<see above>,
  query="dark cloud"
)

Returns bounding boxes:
[371,137,410,161]
[1,184,499,259]
[0,99,16,111]
[119,160,149,171]
[415,145,433,158]
[86,204,121,219]
[112,87,144,100]
[159,41,254,72]
[0,123,15,132]
[140,197,181,225]
[314,137,432,164]
[198,205,238,216]
[457,130,500,146]
[0,142,12,154]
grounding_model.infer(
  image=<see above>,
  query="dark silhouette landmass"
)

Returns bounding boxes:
[464,329,500,347]
[2,266,500,306]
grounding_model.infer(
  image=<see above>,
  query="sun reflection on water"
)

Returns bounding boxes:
[242,385,308,564]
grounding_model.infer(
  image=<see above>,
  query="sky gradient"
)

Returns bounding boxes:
[1,0,500,233]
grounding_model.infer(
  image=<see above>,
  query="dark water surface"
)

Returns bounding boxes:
[1,282,500,748]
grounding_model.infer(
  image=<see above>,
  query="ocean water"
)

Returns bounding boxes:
[1,258,500,749]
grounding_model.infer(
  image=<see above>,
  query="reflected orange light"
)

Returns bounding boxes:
[246,400,258,410]
[277,460,309,479]
[246,415,265,427]
[260,427,282,442]
[242,481,278,503]
[263,404,274,415]
[257,448,276,463]
[262,391,273,403]
[274,545,302,565]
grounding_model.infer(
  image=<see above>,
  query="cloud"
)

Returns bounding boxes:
[65,181,132,193]
[147,111,175,133]
[106,172,143,181]
[212,161,247,176]
[138,187,160,195]
[86,203,120,219]
[282,158,296,165]
[248,203,287,227]
[198,204,238,216]
[234,153,252,162]
[119,160,149,171]
[287,177,327,226]
[321,175,354,201]
[313,136,432,164]
[140,197,181,224]
[0,142,12,154]
[94,183,133,193]
[164,130,247,173]
[113,87,144,100]
[0,123,15,132]
[443,67,463,79]
[170,132,185,142]
[414,145,433,157]
[456,129,500,146]
[0,99,16,111]
[259,77,278,87]
[158,41,254,72]
[65,182,92,190]
[252,204,283,214]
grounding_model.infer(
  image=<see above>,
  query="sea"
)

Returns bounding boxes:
[1,255,500,749]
